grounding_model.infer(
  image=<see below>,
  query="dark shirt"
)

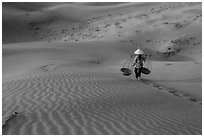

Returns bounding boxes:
[132,55,146,68]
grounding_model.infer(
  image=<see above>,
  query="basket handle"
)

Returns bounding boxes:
[122,56,132,68]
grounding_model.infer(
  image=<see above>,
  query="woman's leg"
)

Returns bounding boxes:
[134,68,138,78]
[138,67,142,78]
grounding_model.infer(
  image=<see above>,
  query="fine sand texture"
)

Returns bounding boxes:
[2,2,202,135]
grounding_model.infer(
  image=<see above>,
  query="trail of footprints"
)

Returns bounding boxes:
[141,79,202,105]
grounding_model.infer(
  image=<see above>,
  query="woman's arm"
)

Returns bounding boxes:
[132,61,136,66]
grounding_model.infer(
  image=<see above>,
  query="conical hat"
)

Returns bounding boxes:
[134,49,144,54]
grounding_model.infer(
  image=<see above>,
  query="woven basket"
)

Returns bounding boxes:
[121,68,132,76]
[141,67,151,75]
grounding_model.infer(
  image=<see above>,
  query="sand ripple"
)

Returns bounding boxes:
[2,63,202,135]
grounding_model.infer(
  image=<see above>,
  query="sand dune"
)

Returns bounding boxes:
[4,2,201,43]
[2,57,202,134]
[2,2,202,135]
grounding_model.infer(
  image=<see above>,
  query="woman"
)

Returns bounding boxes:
[132,49,146,80]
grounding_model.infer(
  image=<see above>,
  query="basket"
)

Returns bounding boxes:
[141,67,151,75]
[121,68,132,76]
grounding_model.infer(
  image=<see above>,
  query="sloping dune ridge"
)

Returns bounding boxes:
[2,2,202,135]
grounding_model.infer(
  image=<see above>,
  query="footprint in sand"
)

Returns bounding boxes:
[173,92,183,97]
[189,97,198,102]
[141,79,201,105]
[168,89,176,93]
[40,64,56,72]
[89,60,101,64]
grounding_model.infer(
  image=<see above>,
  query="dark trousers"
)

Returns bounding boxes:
[134,67,142,78]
